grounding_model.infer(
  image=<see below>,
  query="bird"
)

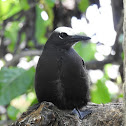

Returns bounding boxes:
[35,27,91,119]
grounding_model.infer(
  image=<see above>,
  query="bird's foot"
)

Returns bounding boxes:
[72,108,92,120]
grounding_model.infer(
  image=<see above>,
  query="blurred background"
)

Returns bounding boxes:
[0,0,123,125]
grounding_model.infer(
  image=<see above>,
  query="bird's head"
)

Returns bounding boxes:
[46,27,91,49]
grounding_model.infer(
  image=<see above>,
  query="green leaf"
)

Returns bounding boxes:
[91,79,111,104]
[0,0,11,20]
[4,22,20,52]
[19,0,30,10]
[118,94,123,98]
[30,98,38,106]
[7,105,20,120]
[104,64,112,79]
[45,0,55,8]
[0,0,22,20]
[78,0,89,12]
[35,5,47,44]
[0,67,35,105]
[121,52,124,60]
[74,42,96,62]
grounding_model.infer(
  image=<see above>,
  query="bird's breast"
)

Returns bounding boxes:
[61,49,84,77]
[39,47,86,83]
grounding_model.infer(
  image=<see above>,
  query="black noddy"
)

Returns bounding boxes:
[35,27,91,119]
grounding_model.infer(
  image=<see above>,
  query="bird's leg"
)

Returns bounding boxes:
[72,108,92,120]
[75,108,81,118]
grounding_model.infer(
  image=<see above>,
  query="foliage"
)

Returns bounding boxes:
[91,79,111,104]
[0,0,123,122]
[78,0,89,12]
[0,67,35,105]
[7,105,20,120]
[4,22,20,51]
[74,42,96,61]
[0,0,29,20]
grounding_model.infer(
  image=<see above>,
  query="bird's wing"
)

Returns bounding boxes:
[81,58,86,68]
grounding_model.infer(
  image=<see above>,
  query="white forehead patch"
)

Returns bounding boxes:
[54,27,78,36]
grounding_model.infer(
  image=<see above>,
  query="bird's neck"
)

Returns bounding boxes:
[44,43,70,51]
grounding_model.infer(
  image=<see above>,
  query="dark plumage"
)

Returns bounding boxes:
[35,27,90,111]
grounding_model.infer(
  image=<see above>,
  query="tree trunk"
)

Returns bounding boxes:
[111,0,123,31]
[123,0,126,126]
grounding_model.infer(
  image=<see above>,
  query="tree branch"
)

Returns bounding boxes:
[5,50,42,67]
[86,56,115,70]
[9,102,123,126]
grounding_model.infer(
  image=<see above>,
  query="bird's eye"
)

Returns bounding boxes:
[59,32,68,39]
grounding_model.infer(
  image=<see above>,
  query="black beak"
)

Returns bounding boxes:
[70,35,91,43]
